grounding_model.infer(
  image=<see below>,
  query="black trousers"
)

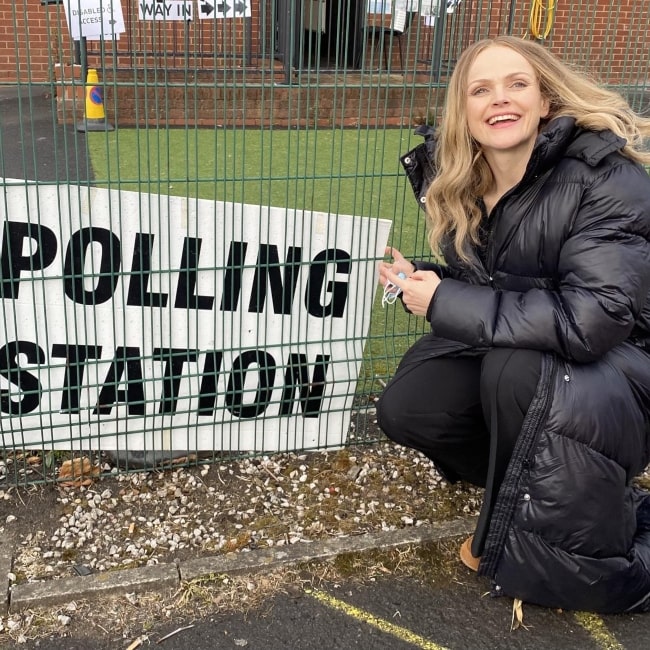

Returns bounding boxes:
[377,346,542,555]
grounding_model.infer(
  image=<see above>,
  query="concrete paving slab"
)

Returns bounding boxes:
[180,517,476,582]
[0,537,13,614]
[9,563,179,612]
[7,518,475,613]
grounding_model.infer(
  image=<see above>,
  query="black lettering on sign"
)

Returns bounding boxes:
[0,341,44,414]
[280,353,330,417]
[126,233,168,307]
[64,227,121,305]
[174,237,214,310]
[154,347,199,414]
[197,350,224,415]
[51,344,102,412]
[306,248,350,318]
[219,240,247,312]
[94,346,145,415]
[226,350,276,418]
[248,244,302,314]
[1,221,57,298]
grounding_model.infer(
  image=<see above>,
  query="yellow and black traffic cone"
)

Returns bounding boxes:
[77,68,114,132]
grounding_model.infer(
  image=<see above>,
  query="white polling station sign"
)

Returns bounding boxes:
[138,0,194,20]
[0,183,391,452]
[63,0,126,40]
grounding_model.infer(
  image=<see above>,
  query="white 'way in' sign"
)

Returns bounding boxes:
[138,1,193,21]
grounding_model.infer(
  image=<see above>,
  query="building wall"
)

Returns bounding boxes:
[2,0,648,129]
[0,1,59,82]
[1,2,648,84]
[0,1,259,84]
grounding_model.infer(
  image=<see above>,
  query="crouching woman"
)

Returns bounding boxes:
[377,35,650,614]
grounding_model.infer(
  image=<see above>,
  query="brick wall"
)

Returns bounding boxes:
[2,1,648,128]
[0,1,54,82]
[0,1,262,83]
[94,68,442,128]
[2,2,648,83]
[544,0,650,83]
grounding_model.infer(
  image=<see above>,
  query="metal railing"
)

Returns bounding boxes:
[1,0,649,485]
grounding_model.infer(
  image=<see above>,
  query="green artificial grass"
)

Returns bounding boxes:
[89,128,412,219]
[87,127,434,388]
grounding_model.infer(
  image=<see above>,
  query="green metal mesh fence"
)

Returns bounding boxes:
[1,0,649,484]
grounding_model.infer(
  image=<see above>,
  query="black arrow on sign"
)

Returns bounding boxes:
[200,1,214,16]
[217,2,231,14]
[233,1,247,14]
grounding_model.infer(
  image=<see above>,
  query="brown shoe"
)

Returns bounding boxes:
[459,535,480,572]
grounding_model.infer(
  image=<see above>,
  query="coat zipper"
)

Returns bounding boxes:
[483,171,544,284]
[478,354,558,580]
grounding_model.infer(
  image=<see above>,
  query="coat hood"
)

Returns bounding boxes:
[401,117,629,204]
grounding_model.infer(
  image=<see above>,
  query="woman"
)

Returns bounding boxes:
[377,35,650,614]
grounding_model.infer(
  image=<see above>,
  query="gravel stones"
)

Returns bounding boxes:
[3,444,483,585]
[9,442,646,591]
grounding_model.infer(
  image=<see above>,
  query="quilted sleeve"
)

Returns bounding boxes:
[428,162,650,362]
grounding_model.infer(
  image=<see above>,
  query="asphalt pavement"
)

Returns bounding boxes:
[15,557,650,650]
[0,83,92,183]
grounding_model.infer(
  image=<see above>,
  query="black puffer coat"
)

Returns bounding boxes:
[401,116,650,613]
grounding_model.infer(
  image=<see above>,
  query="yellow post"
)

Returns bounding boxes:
[77,68,114,132]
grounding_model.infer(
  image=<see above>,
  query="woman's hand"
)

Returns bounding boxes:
[384,267,441,317]
[379,247,441,317]
[378,247,415,287]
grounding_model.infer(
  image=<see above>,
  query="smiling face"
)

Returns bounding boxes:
[465,45,550,160]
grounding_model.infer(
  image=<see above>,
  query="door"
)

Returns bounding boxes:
[275,0,302,80]
[275,0,363,73]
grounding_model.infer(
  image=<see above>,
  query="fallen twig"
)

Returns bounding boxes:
[126,635,149,650]
[156,624,196,644]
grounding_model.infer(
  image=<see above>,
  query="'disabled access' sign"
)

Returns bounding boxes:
[63,0,126,40]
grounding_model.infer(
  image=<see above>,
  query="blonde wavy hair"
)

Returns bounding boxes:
[424,35,650,262]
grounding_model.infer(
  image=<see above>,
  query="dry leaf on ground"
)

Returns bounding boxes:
[511,597,529,631]
[58,457,100,488]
